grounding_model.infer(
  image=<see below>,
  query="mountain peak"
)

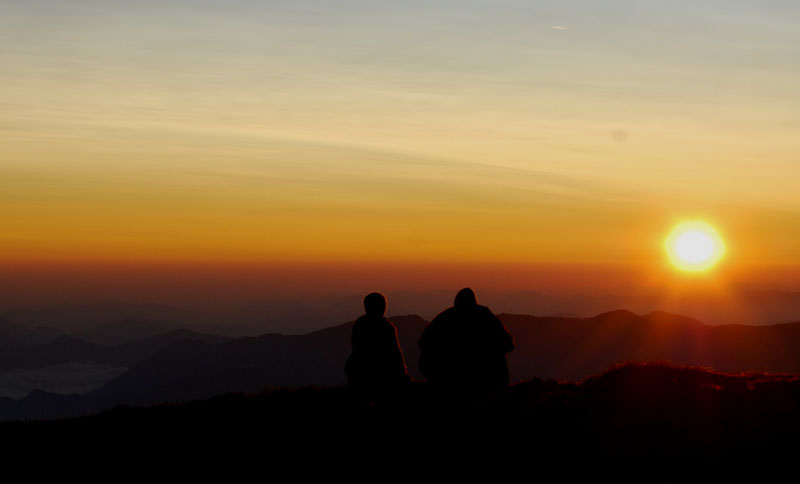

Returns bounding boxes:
[591,309,640,321]
[643,311,705,326]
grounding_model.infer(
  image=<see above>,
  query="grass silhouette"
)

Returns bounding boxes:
[5,361,800,466]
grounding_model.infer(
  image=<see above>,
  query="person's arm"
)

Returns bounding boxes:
[417,321,437,379]
[490,312,515,354]
[350,319,363,352]
[386,321,410,378]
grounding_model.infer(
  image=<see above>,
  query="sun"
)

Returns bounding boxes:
[665,221,725,272]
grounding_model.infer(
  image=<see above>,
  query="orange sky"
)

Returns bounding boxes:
[2,2,800,298]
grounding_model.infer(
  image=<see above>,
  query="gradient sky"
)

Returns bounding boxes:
[2,1,800,292]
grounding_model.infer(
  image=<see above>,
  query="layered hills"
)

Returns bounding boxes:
[4,309,800,420]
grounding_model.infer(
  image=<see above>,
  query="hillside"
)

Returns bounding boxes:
[92,309,800,408]
[5,363,800,469]
[7,309,800,421]
[87,315,427,406]
[504,309,800,379]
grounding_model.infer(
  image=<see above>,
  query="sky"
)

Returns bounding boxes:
[2,1,800,305]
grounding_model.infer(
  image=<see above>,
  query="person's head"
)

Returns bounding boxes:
[364,292,387,316]
[454,287,477,307]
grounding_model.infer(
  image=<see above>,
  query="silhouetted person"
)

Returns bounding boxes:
[418,288,515,393]
[345,292,411,401]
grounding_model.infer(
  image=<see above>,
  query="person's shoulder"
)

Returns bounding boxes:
[352,314,373,328]
[421,307,454,338]
[477,305,502,320]
[476,304,494,314]
[432,306,457,321]
[355,314,396,328]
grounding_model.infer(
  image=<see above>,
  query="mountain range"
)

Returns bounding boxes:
[4,308,800,420]
[4,287,800,337]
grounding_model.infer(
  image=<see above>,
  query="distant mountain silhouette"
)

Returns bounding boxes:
[9,309,800,420]
[88,315,427,406]
[104,329,231,366]
[5,287,800,341]
[0,329,229,373]
[12,389,88,421]
[0,297,368,336]
[491,288,800,326]
[504,309,800,380]
[86,310,800,407]
[72,318,174,345]
[1,302,187,333]
[0,336,105,372]
[0,317,62,349]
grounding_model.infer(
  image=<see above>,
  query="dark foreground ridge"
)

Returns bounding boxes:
[6,362,800,466]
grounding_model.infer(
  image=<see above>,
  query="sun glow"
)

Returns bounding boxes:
[665,221,726,272]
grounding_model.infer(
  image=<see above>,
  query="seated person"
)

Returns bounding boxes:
[418,287,515,392]
[345,292,411,400]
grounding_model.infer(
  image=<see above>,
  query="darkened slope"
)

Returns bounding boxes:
[0,317,61,349]
[89,315,428,406]
[72,318,174,345]
[6,363,800,470]
[88,310,800,407]
[502,310,800,380]
[0,336,107,372]
[2,302,186,334]
[0,329,230,372]
[102,329,231,366]
[10,309,800,421]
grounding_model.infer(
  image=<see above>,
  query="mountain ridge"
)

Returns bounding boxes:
[5,309,800,421]
[5,362,800,468]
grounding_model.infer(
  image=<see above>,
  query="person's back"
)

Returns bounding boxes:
[345,292,410,399]
[418,288,515,392]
